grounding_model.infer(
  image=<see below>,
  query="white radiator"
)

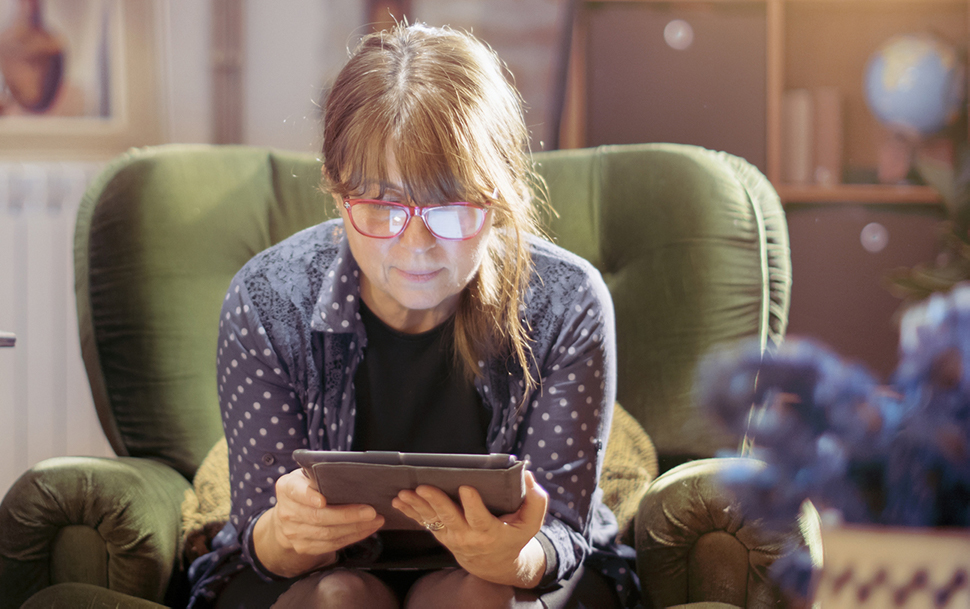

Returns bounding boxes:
[0,162,114,498]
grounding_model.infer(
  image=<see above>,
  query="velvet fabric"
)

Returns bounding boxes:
[0,143,793,608]
[636,459,792,608]
[0,456,190,606]
[539,147,789,461]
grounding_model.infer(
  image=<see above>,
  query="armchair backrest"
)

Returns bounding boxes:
[75,144,789,480]
[539,144,789,466]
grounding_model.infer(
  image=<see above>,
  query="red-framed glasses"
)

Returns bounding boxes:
[343,199,489,241]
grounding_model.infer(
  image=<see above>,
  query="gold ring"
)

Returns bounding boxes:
[423,520,445,531]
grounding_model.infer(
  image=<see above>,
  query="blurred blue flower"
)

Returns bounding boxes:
[699,282,970,598]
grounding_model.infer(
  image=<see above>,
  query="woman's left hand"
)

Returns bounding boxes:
[392,470,550,587]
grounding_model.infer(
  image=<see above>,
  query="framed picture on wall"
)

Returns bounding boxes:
[0,0,162,160]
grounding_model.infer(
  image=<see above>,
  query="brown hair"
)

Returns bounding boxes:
[321,22,543,397]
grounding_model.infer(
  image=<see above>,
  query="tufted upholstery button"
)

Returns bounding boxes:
[261,453,275,466]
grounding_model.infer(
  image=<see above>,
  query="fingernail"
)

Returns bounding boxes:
[359,506,376,519]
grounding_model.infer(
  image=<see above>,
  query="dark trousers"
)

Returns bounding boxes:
[215,563,619,608]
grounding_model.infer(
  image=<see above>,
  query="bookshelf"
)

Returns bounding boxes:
[569,0,970,205]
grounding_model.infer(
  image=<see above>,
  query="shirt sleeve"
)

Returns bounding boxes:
[518,264,617,584]
[217,275,314,580]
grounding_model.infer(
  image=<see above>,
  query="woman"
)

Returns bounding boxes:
[188,22,636,609]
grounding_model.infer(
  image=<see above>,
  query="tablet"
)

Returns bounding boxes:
[292,449,527,530]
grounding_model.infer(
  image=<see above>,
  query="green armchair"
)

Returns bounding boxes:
[0,143,794,608]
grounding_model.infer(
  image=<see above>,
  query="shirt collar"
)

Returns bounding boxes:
[310,237,364,334]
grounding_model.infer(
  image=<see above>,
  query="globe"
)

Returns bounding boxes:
[864,33,966,137]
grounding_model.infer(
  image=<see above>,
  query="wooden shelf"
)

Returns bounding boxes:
[571,0,968,206]
[786,0,964,4]
[777,183,944,205]
[767,0,969,192]
[592,0,763,3]
[591,0,965,6]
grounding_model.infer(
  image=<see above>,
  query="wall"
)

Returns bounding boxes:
[242,0,363,153]
[158,0,357,152]
[785,204,945,380]
[236,1,565,153]
[584,2,767,171]
[159,0,213,145]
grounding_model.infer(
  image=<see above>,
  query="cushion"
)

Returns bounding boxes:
[180,438,230,563]
[601,402,658,544]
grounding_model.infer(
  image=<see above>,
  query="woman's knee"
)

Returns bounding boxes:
[272,568,398,609]
[405,568,539,609]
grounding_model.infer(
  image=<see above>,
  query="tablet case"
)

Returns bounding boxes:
[292,450,527,530]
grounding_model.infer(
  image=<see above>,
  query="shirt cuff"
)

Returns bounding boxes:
[534,531,560,589]
[243,510,290,581]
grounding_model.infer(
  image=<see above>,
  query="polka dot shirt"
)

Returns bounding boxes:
[194,220,638,606]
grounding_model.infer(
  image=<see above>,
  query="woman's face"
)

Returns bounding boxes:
[333,160,493,334]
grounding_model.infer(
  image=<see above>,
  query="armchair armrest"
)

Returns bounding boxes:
[635,458,798,609]
[0,456,191,609]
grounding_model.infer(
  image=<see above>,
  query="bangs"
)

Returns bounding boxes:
[392,119,495,205]
[329,117,495,206]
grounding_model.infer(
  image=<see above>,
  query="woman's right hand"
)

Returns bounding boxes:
[253,468,385,577]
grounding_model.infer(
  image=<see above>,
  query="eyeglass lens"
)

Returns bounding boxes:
[351,202,485,240]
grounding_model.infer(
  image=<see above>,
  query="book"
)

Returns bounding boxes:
[813,86,843,187]
[783,88,814,184]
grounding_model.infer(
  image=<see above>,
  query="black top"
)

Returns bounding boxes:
[352,302,491,454]
[350,302,493,567]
